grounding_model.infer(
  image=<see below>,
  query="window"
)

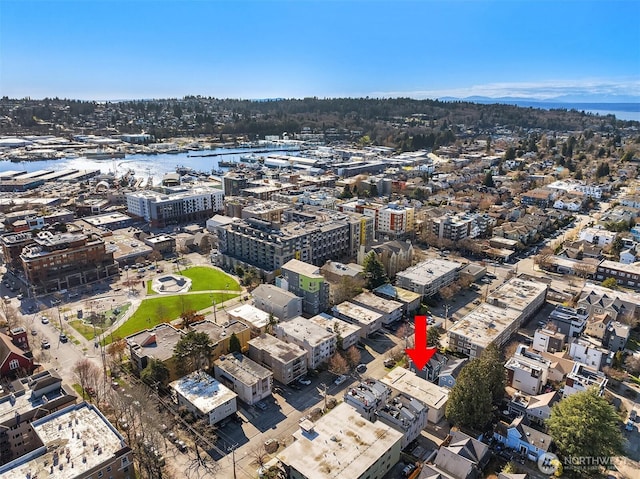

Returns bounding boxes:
[9,359,19,370]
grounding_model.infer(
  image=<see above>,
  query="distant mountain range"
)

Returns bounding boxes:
[439,96,640,112]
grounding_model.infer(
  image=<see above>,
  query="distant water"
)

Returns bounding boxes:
[0,147,297,182]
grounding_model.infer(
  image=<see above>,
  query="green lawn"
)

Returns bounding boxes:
[180,266,241,292]
[146,281,156,295]
[106,292,238,343]
[70,320,106,341]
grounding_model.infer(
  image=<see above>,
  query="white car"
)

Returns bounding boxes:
[334,375,347,386]
[41,317,49,324]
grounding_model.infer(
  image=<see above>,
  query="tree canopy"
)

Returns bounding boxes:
[141,358,170,386]
[445,358,493,430]
[546,388,624,476]
[173,330,213,375]
[363,251,388,290]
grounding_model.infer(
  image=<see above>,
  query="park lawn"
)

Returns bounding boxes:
[69,320,106,341]
[180,266,241,292]
[106,292,239,343]
[146,281,156,295]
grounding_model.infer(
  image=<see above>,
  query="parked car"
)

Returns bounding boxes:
[626,420,634,431]
[298,377,311,386]
[384,358,395,368]
[41,316,49,324]
[356,364,367,373]
[31,329,37,336]
[403,464,416,477]
[256,401,268,411]
[334,375,347,386]
[176,440,187,452]
[59,333,68,343]
[41,339,50,349]
[630,410,637,422]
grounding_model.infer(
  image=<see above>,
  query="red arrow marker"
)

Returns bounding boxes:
[406,315,437,370]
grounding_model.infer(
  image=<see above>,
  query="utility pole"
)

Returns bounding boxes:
[229,444,238,479]
[443,304,450,332]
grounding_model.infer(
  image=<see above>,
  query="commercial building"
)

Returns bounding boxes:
[380,368,450,424]
[395,259,461,298]
[274,316,337,370]
[308,312,361,350]
[248,334,307,385]
[252,284,303,321]
[2,229,119,294]
[81,212,135,231]
[143,234,176,254]
[213,353,272,405]
[448,278,548,358]
[279,259,330,316]
[276,402,403,479]
[169,371,237,426]
[349,291,403,326]
[126,186,224,227]
[0,402,134,479]
[332,301,384,337]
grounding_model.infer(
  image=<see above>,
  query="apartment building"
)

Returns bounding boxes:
[169,371,237,426]
[332,301,384,337]
[279,259,330,315]
[377,203,415,239]
[532,328,567,353]
[343,379,391,421]
[595,260,640,289]
[126,186,224,227]
[448,278,547,358]
[308,312,362,350]
[276,402,403,479]
[349,291,403,326]
[376,394,428,450]
[547,305,588,338]
[563,363,607,398]
[213,353,272,405]
[248,334,308,385]
[274,316,337,370]
[252,283,303,321]
[395,258,461,298]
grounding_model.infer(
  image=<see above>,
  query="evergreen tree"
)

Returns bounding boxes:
[547,388,624,476]
[483,171,495,188]
[479,343,506,403]
[363,251,388,290]
[229,332,242,353]
[141,358,170,386]
[445,359,493,430]
[174,330,213,375]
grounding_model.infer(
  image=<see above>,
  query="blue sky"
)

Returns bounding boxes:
[1,0,639,101]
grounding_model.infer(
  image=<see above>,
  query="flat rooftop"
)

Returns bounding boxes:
[373,284,421,304]
[191,319,249,344]
[169,371,237,415]
[0,402,127,479]
[249,334,307,363]
[281,258,322,277]
[486,277,548,311]
[82,212,132,228]
[447,303,520,349]
[308,313,362,338]
[228,304,270,330]
[215,353,272,385]
[380,368,449,410]
[276,316,336,346]
[396,258,461,285]
[277,402,403,479]
[352,291,403,314]
[126,323,183,362]
[333,301,383,326]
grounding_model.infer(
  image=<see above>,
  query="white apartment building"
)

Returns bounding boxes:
[126,186,224,227]
[396,258,461,298]
[213,353,272,405]
[377,203,415,238]
[274,316,337,369]
[169,371,237,425]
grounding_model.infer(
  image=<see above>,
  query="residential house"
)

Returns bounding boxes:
[532,328,567,354]
[568,337,611,370]
[438,358,468,389]
[429,430,491,479]
[410,352,448,382]
[344,379,391,422]
[507,391,560,426]
[505,346,551,396]
[578,227,617,247]
[493,416,553,461]
[373,283,422,315]
[563,362,607,398]
[547,305,588,338]
[0,330,34,378]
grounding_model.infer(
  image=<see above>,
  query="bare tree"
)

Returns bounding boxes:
[328,353,349,375]
[345,345,361,368]
[624,355,640,376]
[534,246,555,271]
[250,443,269,468]
[73,359,101,400]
